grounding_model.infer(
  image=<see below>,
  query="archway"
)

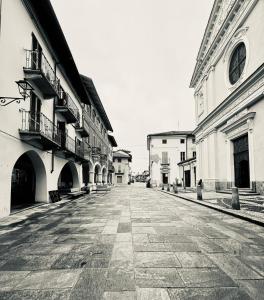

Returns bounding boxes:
[82,160,93,185]
[58,161,79,192]
[11,150,47,210]
[94,164,101,184]
[102,167,107,184]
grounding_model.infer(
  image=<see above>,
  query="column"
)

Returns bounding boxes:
[98,173,102,184]
[226,138,233,187]
[89,171,94,184]
[248,121,256,190]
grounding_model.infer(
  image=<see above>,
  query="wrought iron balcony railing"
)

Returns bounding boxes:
[56,90,79,123]
[19,110,61,148]
[92,146,101,156]
[24,50,60,97]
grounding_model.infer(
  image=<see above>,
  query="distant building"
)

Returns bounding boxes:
[147,131,196,187]
[113,150,132,184]
[190,0,264,194]
[135,170,150,182]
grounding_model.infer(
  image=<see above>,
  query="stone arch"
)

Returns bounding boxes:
[58,161,80,191]
[10,150,47,210]
[102,166,107,184]
[94,163,102,184]
[82,160,93,185]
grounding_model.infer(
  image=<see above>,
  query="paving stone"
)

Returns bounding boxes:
[134,252,181,268]
[106,267,135,291]
[136,288,170,300]
[55,234,97,244]
[175,253,216,268]
[70,268,107,300]
[238,279,264,300]
[164,243,201,252]
[0,289,72,300]
[208,253,263,279]
[0,255,60,271]
[132,227,156,234]
[116,233,132,242]
[134,243,167,252]
[168,287,252,300]
[133,234,149,243]
[178,268,237,287]
[148,234,192,243]
[0,271,30,291]
[103,291,136,300]
[117,222,131,233]
[135,268,185,287]
[16,270,81,290]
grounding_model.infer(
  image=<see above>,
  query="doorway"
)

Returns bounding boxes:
[117,176,122,184]
[184,170,191,187]
[11,153,36,210]
[233,134,250,188]
[162,173,168,184]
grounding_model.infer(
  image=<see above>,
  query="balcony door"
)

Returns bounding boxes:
[32,34,42,70]
[30,94,41,132]
[58,122,66,148]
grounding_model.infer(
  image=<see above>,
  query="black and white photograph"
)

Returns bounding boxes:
[0,0,264,299]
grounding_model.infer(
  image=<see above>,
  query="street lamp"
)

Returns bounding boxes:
[0,80,34,107]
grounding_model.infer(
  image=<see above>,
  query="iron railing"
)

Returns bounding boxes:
[20,110,61,145]
[92,146,101,156]
[24,49,60,95]
[57,90,79,121]
[65,135,76,154]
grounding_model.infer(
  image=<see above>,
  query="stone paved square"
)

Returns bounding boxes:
[0,185,262,299]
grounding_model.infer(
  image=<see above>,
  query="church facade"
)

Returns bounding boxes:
[190,0,264,194]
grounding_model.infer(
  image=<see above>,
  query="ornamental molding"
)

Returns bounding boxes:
[191,0,256,88]
[194,64,264,137]
[220,111,255,134]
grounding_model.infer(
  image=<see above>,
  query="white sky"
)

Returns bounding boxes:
[51,0,214,173]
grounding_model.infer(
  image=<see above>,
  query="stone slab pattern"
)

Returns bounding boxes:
[0,185,263,299]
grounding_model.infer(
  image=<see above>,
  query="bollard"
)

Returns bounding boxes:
[167,184,170,192]
[173,183,178,194]
[162,184,164,190]
[231,187,240,210]
[197,185,203,200]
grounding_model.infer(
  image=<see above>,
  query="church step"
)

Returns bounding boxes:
[217,189,259,196]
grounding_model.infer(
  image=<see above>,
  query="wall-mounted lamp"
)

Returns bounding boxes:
[0,80,34,107]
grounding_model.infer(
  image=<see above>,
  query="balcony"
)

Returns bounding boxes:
[19,110,61,150]
[100,154,108,166]
[24,50,60,99]
[55,91,79,123]
[83,142,92,160]
[62,135,86,162]
[75,110,89,137]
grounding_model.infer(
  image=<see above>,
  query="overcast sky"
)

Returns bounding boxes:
[51,0,214,173]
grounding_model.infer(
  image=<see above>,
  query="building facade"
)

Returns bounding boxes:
[113,150,132,184]
[191,0,264,194]
[147,131,196,187]
[0,0,116,218]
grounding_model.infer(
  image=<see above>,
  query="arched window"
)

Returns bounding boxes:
[229,43,246,85]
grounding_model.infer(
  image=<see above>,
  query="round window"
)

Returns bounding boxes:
[229,42,246,85]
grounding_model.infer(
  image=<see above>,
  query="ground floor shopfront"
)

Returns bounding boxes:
[0,135,110,218]
[195,73,264,194]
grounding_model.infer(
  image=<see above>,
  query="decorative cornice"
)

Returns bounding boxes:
[190,0,255,88]
[220,111,255,133]
[193,62,264,135]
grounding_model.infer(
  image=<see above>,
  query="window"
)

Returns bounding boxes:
[118,158,121,163]
[162,152,168,164]
[193,151,196,158]
[162,139,167,144]
[180,152,185,161]
[180,139,185,144]
[229,42,246,85]
[192,138,195,144]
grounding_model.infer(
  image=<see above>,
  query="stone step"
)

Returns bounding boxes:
[217,189,259,196]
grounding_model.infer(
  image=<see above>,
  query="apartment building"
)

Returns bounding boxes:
[191,0,264,194]
[0,0,115,217]
[113,150,132,184]
[147,131,196,187]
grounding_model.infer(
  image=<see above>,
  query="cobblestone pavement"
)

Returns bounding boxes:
[0,184,264,299]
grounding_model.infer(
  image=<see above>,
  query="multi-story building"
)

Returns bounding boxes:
[147,131,196,187]
[0,0,115,218]
[113,150,132,184]
[190,0,264,194]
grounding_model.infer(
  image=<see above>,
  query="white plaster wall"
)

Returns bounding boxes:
[195,0,264,123]
[113,158,130,184]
